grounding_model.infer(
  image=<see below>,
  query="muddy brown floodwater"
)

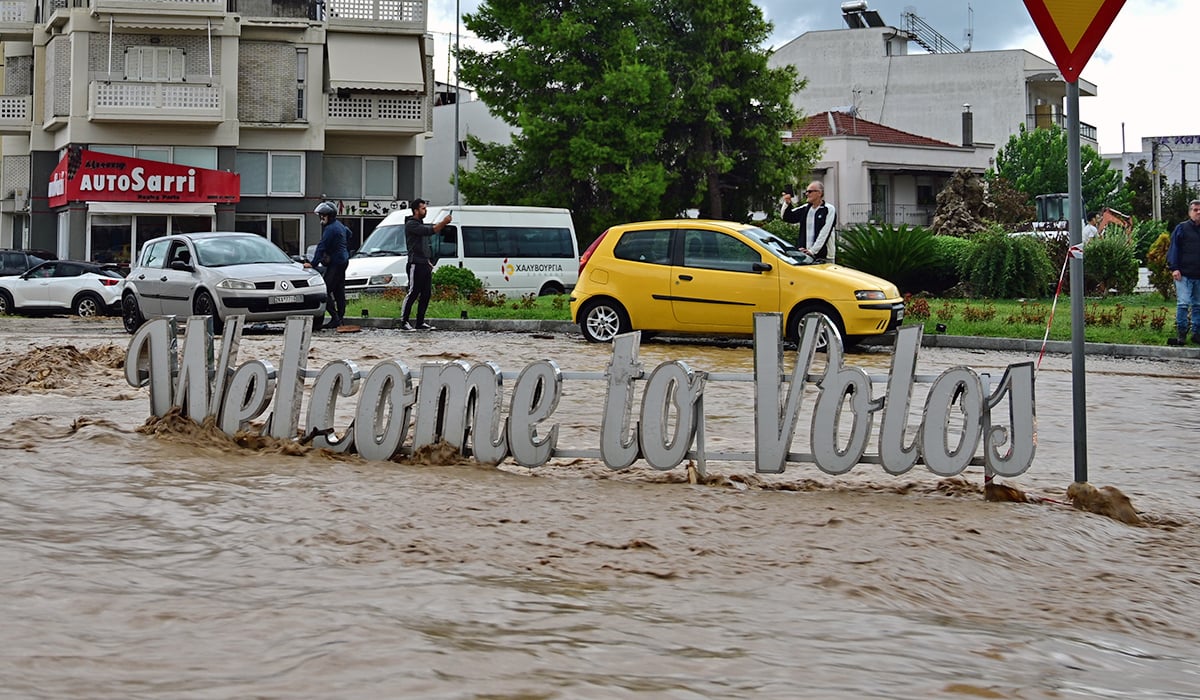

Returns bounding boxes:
[1,316,1198,699]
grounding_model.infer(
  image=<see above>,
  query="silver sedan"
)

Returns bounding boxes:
[122,232,327,334]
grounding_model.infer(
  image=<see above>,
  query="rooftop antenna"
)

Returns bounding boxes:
[963,4,974,52]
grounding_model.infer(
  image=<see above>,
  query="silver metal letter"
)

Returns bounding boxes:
[754,313,817,474]
[599,332,643,470]
[983,361,1037,477]
[639,361,706,471]
[353,360,416,462]
[305,360,361,453]
[920,367,984,476]
[173,316,216,421]
[265,316,313,439]
[507,360,562,467]
[810,336,880,475]
[878,325,923,475]
[219,360,276,435]
[125,316,177,418]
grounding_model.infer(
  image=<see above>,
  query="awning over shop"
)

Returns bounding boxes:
[327,34,425,92]
[87,202,217,216]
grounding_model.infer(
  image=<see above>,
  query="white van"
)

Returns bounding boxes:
[344,205,580,297]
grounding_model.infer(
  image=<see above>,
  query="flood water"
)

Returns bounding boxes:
[2,316,1198,699]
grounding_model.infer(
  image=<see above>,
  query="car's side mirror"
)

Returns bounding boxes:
[752,261,773,272]
[169,261,193,272]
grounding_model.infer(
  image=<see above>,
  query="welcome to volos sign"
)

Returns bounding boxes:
[123,314,1036,477]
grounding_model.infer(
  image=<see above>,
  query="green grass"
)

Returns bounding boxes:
[347,292,572,322]
[350,291,1181,346]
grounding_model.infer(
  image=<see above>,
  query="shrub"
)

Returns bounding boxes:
[1082,235,1139,295]
[926,235,976,294]
[835,223,938,294]
[1145,232,1174,300]
[432,265,484,299]
[1131,219,1169,263]
[963,225,1056,298]
[758,218,797,242]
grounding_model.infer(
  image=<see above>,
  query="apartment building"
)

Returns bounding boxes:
[0,0,434,263]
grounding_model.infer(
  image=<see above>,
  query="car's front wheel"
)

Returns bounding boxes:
[194,290,225,335]
[73,293,103,318]
[579,299,629,343]
[121,292,145,334]
[786,303,847,352]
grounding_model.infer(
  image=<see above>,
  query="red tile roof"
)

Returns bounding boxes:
[786,111,962,148]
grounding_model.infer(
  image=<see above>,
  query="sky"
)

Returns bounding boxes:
[426,0,1194,156]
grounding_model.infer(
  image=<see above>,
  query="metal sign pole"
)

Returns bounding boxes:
[1067,81,1087,484]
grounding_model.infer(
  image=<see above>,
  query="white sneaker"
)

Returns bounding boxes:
[400,321,415,331]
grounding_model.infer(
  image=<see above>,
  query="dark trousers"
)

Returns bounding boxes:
[401,260,433,323]
[324,262,347,324]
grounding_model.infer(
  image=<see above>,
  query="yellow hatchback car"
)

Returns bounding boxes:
[570,220,904,346]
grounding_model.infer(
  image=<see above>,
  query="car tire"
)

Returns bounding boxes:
[194,289,225,335]
[579,299,629,343]
[538,282,565,297]
[0,290,12,316]
[122,292,145,334]
[73,293,104,318]
[787,303,846,352]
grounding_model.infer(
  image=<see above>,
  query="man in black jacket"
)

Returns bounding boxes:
[780,181,837,261]
[400,199,452,331]
[1166,199,1200,345]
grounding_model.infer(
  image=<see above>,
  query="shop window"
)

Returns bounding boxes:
[322,156,395,199]
[235,151,304,197]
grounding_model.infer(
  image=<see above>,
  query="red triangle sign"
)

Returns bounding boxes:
[1023,0,1126,82]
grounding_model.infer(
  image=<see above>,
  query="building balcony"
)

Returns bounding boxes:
[88,80,222,123]
[0,95,31,134]
[326,93,426,135]
[844,203,935,227]
[0,0,35,39]
[89,0,226,16]
[1025,113,1098,147]
[323,0,425,32]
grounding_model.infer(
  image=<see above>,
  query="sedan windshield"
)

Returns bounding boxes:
[354,224,407,257]
[194,236,294,267]
[739,226,815,266]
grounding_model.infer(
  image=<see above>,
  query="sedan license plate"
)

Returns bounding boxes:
[897,308,905,320]
[271,294,301,305]
[345,292,361,300]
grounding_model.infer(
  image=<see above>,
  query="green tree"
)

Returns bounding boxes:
[990,124,1124,215]
[1122,159,1158,219]
[1162,181,1200,225]
[455,0,820,244]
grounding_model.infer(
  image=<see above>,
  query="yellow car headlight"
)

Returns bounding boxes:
[855,290,887,301]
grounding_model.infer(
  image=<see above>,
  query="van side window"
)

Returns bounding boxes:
[434,226,458,259]
[612,229,672,265]
[461,226,575,258]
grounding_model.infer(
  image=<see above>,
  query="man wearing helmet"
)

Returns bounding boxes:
[307,201,351,329]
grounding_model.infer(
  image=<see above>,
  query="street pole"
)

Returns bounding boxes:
[1067,81,1087,485]
[452,0,461,205]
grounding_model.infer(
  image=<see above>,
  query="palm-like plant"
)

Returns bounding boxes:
[836,223,939,294]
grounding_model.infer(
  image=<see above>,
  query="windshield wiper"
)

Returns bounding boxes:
[366,249,405,256]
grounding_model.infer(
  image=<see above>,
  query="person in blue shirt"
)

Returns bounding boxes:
[307,201,351,330]
[1167,199,1200,346]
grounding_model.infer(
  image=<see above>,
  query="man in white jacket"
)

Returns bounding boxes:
[780,180,837,261]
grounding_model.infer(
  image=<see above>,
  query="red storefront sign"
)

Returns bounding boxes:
[48,148,240,208]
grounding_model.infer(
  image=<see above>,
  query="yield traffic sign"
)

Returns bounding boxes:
[1023,0,1126,82]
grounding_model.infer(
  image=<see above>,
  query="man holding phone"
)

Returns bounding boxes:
[780,181,836,261]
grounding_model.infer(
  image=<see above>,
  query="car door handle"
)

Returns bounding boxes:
[677,274,693,281]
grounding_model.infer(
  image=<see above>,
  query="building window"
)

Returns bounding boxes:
[296,48,307,121]
[322,156,395,199]
[125,46,185,82]
[236,151,305,197]
[458,140,468,159]
[88,145,217,170]
[237,214,305,256]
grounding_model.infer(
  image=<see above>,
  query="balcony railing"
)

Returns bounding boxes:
[1026,113,1098,144]
[322,0,425,31]
[326,93,426,134]
[89,0,225,14]
[89,80,222,123]
[0,95,31,133]
[844,203,935,227]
